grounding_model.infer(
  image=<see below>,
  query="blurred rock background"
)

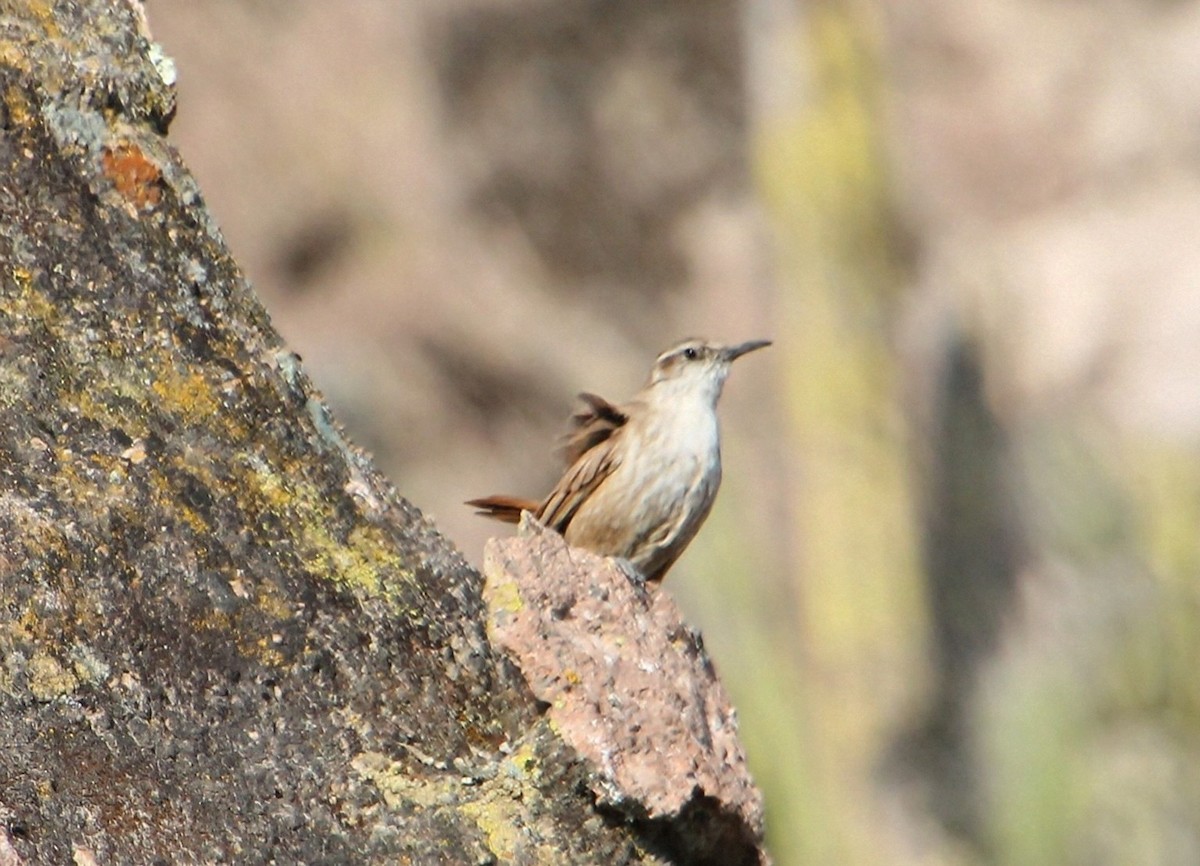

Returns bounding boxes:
[149,1,1200,864]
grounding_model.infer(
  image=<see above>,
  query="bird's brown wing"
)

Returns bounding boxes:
[470,392,625,530]
[538,426,622,533]
[537,392,627,532]
[464,494,540,524]
[558,392,628,467]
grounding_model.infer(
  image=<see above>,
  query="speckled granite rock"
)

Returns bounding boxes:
[484,518,768,866]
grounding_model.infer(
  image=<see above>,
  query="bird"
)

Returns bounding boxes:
[466,337,771,583]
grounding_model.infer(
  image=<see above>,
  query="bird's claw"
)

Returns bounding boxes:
[611,557,648,588]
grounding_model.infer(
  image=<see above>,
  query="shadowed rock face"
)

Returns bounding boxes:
[0,2,767,864]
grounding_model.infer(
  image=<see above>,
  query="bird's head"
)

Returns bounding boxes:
[647,338,771,404]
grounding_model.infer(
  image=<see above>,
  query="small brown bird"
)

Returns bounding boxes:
[467,337,770,583]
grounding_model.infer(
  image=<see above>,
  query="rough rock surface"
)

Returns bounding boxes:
[0,1,768,863]
[484,519,767,866]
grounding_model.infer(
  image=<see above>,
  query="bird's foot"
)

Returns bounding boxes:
[611,557,648,589]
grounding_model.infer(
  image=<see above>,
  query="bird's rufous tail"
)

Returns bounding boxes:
[465,494,540,524]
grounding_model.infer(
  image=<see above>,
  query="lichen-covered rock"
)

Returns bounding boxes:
[0,1,766,863]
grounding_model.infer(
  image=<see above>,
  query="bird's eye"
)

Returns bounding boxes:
[683,347,699,360]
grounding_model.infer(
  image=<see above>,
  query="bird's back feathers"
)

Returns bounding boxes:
[468,392,628,530]
[559,392,628,466]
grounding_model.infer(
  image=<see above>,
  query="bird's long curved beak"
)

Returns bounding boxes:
[723,339,772,361]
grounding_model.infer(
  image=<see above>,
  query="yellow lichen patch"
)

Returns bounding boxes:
[242,458,413,605]
[303,522,380,595]
[247,461,294,512]
[28,650,79,700]
[3,503,69,581]
[15,607,42,644]
[193,599,292,670]
[3,84,32,128]
[502,741,540,779]
[8,554,103,657]
[23,0,61,39]
[2,272,55,322]
[458,794,524,863]
[150,367,219,426]
[254,578,295,623]
[352,751,447,809]
[246,453,417,609]
[176,504,208,535]
[192,607,231,637]
[301,508,409,601]
[0,43,29,73]
[9,265,33,287]
[484,571,524,616]
[0,660,13,696]
[70,387,150,440]
[249,636,286,669]
[347,523,406,582]
[351,749,556,863]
